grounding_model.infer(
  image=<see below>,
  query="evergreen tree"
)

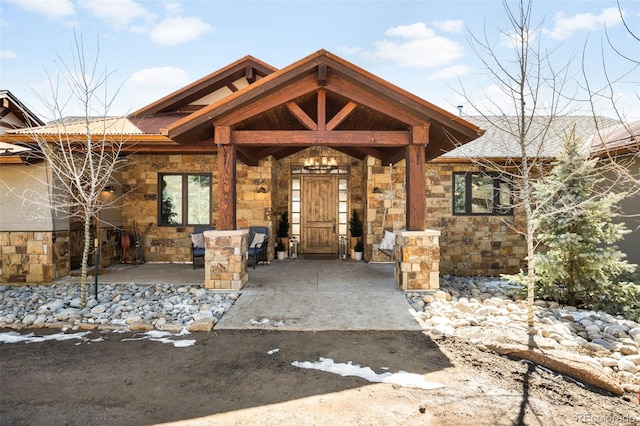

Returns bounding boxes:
[532,127,635,306]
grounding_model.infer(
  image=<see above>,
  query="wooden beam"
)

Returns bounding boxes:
[326,101,357,131]
[317,64,327,86]
[326,74,422,125]
[405,144,426,231]
[232,130,410,146]
[214,125,231,145]
[317,89,326,131]
[217,144,237,230]
[412,125,430,145]
[245,65,256,83]
[286,102,317,130]
[213,73,318,127]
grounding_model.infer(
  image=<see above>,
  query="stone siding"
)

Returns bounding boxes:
[365,157,406,262]
[425,162,527,276]
[121,154,274,263]
[0,231,69,283]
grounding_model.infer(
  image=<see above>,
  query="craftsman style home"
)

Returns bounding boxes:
[1,50,637,287]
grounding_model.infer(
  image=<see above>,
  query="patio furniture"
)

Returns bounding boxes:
[191,225,214,269]
[248,226,269,269]
[378,229,395,260]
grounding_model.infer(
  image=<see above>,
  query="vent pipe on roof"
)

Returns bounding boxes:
[457,105,463,116]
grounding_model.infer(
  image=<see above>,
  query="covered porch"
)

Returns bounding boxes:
[157,50,481,291]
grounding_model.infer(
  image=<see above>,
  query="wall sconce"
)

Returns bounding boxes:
[256,186,267,193]
[372,187,383,194]
[104,186,115,193]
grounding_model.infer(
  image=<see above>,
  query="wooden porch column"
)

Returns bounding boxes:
[405,125,429,231]
[216,125,236,230]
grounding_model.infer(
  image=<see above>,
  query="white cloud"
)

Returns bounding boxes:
[432,19,464,34]
[6,0,75,20]
[79,0,152,29]
[499,29,537,49]
[361,22,463,68]
[125,66,191,107]
[427,64,472,80]
[149,15,211,46]
[1,50,17,59]
[546,7,623,40]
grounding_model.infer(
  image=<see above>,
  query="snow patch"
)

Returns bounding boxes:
[292,357,444,390]
[267,348,280,355]
[122,330,195,347]
[0,331,90,344]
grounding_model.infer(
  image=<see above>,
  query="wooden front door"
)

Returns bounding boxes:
[302,176,337,254]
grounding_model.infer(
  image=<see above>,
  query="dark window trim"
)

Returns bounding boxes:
[452,171,513,216]
[158,172,212,227]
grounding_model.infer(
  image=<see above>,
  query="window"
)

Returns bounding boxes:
[159,173,211,226]
[453,172,512,215]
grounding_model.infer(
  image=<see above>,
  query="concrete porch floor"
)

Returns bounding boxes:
[59,258,422,331]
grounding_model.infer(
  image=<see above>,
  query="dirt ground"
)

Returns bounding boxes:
[1,328,638,426]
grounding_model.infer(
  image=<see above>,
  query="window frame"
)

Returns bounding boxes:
[452,171,513,216]
[158,172,212,227]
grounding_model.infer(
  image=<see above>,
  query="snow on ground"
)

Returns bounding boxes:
[0,329,195,347]
[292,357,444,390]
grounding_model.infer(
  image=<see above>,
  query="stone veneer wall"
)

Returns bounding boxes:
[122,154,274,263]
[425,161,527,276]
[0,231,69,283]
[365,157,406,262]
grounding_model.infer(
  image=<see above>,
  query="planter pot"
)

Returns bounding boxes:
[276,251,285,260]
[281,237,289,258]
[354,251,363,261]
[350,237,361,259]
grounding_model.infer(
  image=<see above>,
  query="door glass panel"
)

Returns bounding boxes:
[339,224,347,235]
[292,212,300,223]
[292,190,300,202]
[292,179,301,190]
[292,224,300,235]
[338,179,347,190]
[292,201,300,212]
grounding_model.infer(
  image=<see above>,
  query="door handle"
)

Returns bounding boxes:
[332,219,336,232]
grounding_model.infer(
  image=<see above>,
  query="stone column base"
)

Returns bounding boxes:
[203,229,248,290]
[394,230,440,290]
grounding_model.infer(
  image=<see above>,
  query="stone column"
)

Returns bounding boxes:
[395,230,440,290]
[203,229,249,290]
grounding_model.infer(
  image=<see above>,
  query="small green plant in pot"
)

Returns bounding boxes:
[354,240,364,261]
[276,239,286,260]
[349,210,363,258]
[277,212,290,258]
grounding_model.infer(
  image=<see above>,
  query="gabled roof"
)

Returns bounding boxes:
[0,90,45,131]
[442,115,621,160]
[132,55,277,116]
[164,49,483,163]
[1,51,483,161]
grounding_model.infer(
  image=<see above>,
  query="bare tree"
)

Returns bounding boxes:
[9,32,127,306]
[457,0,578,329]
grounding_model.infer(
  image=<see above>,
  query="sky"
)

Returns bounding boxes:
[1,0,638,123]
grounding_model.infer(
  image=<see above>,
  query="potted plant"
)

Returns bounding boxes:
[277,212,290,258]
[354,240,364,261]
[275,239,286,260]
[349,210,363,258]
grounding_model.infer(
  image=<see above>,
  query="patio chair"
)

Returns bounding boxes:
[378,228,395,260]
[248,226,269,269]
[191,225,214,269]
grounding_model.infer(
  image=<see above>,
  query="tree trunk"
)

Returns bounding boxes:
[80,211,92,307]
